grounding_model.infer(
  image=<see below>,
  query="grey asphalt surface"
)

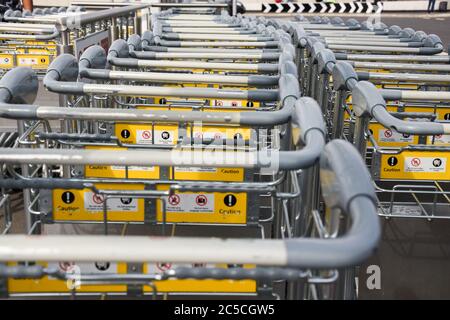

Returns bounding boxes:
[268,13,450,47]
[363,15,450,46]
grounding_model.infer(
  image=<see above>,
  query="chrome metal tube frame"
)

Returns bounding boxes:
[352,81,450,135]
[79,45,279,87]
[0,67,296,127]
[0,140,380,269]
[43,54,278,101]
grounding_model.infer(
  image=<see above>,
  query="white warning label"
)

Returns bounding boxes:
[146,262,212,274]
[379,129,414,143]
[84,192,138,212]
[404,157,447,173]
[429,134,450,145]
[136,129,153,145]
[50,261,118,273]
[136,129,175,145]
[174,167,217,173]
[111,165,155,172]
[165,193,214,213]
[0,57,10,65]
[18,57,38,65]
[193,131,224,140]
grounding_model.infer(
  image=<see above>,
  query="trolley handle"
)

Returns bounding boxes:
[0,141,380,269]
[352,81,450,135]
[0,67,295,126]
[0,73,325,171]
[79,45,281,87]
[44,54,279,101]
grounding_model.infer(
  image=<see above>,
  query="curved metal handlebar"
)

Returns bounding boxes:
[0,140,380,270]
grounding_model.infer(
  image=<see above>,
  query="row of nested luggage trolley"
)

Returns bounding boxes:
[0,6,447,300]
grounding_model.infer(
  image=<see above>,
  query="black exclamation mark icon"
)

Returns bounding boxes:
[387,156,398,167]
[224,194,237,207]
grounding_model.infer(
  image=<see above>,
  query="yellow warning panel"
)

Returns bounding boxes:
[428,134,450,145]
[178,125,250,182]
[368,123,419,147]
[84,146,160,179]
[379,152,450,181]
[115,123,178,145]
[53,183,145,222]
[191,125,252,140]
[211,99,260,108]
[156,185,247,224]
[25,40,56,46]
[0,54,14,68]
[435,107,450,121]
[381,83,419,90]
[7,262,127,294]
[143,263,256,293]
[171,167,244,182]
[154,96,208,107]
[16,54,50,69]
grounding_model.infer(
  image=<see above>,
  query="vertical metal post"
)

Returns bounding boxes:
[332,90,345,139]
[232,0,237,16]
[17,121,33,233]
[57,30,72,55]
[353,116,370,159]
[111,17,118,42]
[134,11,142,36]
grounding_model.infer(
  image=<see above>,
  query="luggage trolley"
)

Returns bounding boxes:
[0,62,381,299]
[0,4,151,75]
[0,14,314,296]
[297,16,450,298]
[0,117,381,300]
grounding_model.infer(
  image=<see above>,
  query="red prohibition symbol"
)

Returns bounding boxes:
[141,130,151,140]
[384,129,393,138]
[411,158,421,167]
[92,194,105,204]
[195,195,208,206]
[156,262,172,272]
[168,194,180,206]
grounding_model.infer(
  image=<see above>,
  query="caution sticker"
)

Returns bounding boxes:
[379,152,449,180]
[428,134,450,145]
[368,123,418,147]
[0,54,13,68]
[84,146,160,179]
[165,192,214,213]
[53,184,145,222]
[17,54,50,69]
[212,99,259,108]
[7,261,127,294]
[404,156,447,173]
[435,108,450,122]
[191,125,252,141]
[156,186,246,224]
[172,167,244,182]
[115,123,178,146]
[84,192,139,213]
[143,263,256,293]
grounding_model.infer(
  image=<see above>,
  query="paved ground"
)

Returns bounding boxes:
[363,15,450,45]
[267,13,450,46]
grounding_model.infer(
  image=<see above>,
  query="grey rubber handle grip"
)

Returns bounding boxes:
[108,39,130,59]
[353,81,448,135]
[170,267,307,281]
[0,178,87,190]
[127,34,142,52]
[332,61,358,91]
[79,45,107,71]
[317,49,336,74]
[0,66,38,104]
